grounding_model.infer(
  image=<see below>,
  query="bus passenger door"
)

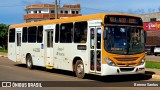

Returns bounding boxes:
[90,27,102,73]
[45,29,54,67]
[16,28,22,62]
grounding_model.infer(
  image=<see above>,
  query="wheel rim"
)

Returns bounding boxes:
[77,64,84,74]
[27,59,31,67]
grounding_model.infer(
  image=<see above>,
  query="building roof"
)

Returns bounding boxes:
[26,4,59,9]
[62,4,80,9]
[26,4,80,9]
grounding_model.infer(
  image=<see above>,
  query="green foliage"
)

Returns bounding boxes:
[146,61,160,69]
[0,24,9,50]
[0,48,8,53]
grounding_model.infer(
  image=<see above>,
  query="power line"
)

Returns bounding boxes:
[0,4,109,12]
[82,7,109,12]
[0,1,113,13]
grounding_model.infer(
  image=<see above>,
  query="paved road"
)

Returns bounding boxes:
[0,57,160,90]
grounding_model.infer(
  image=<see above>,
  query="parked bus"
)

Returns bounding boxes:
[8,13,146,78]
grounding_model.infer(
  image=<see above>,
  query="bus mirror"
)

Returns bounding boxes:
[144,31,147,43]
[103,30,107,40]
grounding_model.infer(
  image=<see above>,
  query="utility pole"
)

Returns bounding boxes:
[55,0,58,19]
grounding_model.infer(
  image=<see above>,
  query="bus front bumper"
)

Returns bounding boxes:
[101,63,145,76]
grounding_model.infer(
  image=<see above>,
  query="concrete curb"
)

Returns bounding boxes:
[152,75,160,79]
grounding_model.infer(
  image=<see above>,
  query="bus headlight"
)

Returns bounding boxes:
[138,58,145,65]
[104,57,116,66]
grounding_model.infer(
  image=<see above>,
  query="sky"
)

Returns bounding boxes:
[0,0,160,25]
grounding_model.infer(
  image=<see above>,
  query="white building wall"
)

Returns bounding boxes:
[139,12,160,22]
[26,8,50,14]
[25,5,81,22]
[26,8,80,14]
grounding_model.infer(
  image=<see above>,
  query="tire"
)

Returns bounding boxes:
[26,55,33,69]
[75,60,85,79]
[155,54,157,56]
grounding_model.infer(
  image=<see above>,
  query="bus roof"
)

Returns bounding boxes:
[9,13,141,29]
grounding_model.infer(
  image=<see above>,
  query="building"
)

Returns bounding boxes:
[143,21,160,46]
[139,12,160,46]
[24,4,81,22]
[139,12,160,22]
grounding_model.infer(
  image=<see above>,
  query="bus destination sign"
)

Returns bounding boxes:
[104,15,143,25]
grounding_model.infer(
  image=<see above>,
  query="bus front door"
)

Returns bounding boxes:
[90,27,102,73]
[16,28,22,63]
[45,30,54,68]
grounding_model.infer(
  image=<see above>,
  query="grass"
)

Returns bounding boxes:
[146,61,160,69]
[0,48,8,53]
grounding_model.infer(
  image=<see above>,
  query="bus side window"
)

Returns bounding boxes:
[28,26,37,43]
[22,27,27,43]
[74,21,87,43]
[60,23,73,43]
[37,26,43,43]
[55,24,59,43]
[97,28,101,49]
[9,28,15,42]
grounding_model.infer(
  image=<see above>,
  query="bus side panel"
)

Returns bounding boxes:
[53,43,89,73]
[20,43,45,67]
[8,43,16,62]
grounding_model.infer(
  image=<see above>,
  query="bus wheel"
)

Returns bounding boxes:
[75,60,85,79]
[26,55,33,69]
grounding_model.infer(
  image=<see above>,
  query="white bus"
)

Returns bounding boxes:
[8,13,146,78]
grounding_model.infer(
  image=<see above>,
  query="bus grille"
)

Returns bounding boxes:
[114,57,138,61]
[116,62,137,67]
[120,68,135,72]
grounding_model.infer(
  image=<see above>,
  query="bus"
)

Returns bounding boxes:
[8,13,146,78]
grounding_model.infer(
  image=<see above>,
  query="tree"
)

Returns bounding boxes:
[0,24,8,50]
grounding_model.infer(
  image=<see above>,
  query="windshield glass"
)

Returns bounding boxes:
[104,26,145,55]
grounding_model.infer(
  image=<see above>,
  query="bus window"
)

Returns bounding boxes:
[28,26,37,43]
[97,28,101,49]
[17,33,21,46]
[60,23,73,43]
[9,29,15,42]
[90,28,94,49]
[55,24,59,43]
[22,27,27,42]
[37,26,43,43]
[47,31,53,47]
[74,21,87,43]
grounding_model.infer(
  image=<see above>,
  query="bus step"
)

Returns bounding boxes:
[46,66,53,69]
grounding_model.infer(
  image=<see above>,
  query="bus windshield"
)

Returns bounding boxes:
[104,26,145,55]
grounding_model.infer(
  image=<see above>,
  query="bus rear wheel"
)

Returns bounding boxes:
[26,55,33,69]
[75,60,85,79]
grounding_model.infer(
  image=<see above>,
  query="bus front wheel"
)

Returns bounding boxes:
[26,55,33,69]
[75,60,85,79]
